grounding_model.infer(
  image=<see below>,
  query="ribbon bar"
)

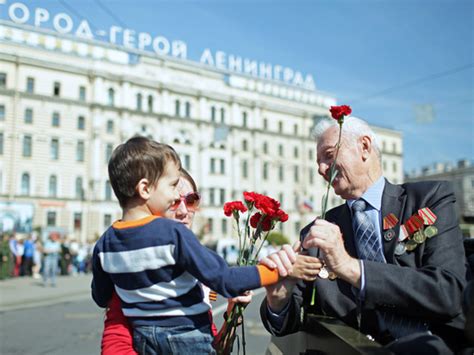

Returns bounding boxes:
[418,207,437,225]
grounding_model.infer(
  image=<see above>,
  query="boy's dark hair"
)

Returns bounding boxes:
[108,136,181,208]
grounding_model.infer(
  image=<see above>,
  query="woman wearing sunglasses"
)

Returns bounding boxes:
[101,169,252,355]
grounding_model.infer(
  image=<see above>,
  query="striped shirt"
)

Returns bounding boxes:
[91,215,277,327]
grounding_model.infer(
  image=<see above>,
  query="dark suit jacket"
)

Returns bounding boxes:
[261,180,467,345]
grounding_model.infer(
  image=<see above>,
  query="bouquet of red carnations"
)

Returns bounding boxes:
[213,192,288,355]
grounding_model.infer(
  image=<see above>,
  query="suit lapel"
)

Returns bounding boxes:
[381,180,406,264]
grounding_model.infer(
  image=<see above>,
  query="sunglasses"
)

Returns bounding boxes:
[170,192,201,212]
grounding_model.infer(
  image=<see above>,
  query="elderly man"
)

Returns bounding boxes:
[260,116,467,353]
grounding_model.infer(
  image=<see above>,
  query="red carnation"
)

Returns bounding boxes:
[274,209,289,222]
[255,195,280,217]
[250,212,272,232]
[329,105,352,121]
[223,201,247,217]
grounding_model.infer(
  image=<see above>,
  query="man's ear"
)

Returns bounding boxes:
[360,135,373,161]
[136,178,151,200]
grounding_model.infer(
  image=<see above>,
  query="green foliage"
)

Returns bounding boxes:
[266,231,289,246]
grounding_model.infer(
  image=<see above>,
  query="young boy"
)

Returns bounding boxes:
[91,136,282,354]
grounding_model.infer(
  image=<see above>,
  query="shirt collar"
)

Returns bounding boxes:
[347,176,385,211]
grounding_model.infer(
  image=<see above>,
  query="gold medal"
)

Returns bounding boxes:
[328,272,337,280]
[405,240,418,251]
[413,230,426,244]
[424,226,438,238]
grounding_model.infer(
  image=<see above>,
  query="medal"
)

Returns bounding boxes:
[318,266,329,279]
[394,242,406,256]
[328,272,337,280]
[418,207,437,225]
[383,213,399,230]
[384,229,396,241]
[398,224,409,241]
[406,214,424,235]
[413,230,426,244]
[424,225,438,238]
[405,240,418,251]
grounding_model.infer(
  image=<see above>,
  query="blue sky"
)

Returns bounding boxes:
[2,0,473,173]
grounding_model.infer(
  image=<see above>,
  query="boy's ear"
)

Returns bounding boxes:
[136,178,151,200]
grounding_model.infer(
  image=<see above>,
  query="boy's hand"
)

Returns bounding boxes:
[226,291,253,314]
[288,253,323,281]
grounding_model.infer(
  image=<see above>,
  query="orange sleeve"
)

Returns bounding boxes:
[101,292,137,355]
[256,265,280,286]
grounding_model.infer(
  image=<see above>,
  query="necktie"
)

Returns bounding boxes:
[351,199,384,262]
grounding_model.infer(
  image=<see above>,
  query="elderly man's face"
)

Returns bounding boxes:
[316,126,366,200]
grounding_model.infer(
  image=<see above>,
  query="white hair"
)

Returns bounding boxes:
[312,115,381,157]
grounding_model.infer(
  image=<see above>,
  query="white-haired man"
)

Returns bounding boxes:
[260,116,467,353]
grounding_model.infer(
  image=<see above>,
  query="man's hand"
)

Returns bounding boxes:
[289,253,323,282]
[302,219,361,288]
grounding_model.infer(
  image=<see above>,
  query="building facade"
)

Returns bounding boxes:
[0,22,403,243]
[405,160,474,237]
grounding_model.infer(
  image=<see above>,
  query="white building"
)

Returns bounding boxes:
[0,22,403,243]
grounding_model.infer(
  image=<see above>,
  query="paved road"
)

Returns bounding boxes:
[0,275,271,355]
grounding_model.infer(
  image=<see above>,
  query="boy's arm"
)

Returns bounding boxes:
[174,225,278,298]
[91,243,114,308]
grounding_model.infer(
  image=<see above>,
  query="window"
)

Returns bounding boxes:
[308,149,313,161]
[73,212,82,230]
[0,73,6,88]
[242,112,248,127]
[278,121,283,133]
[278,144,284,156]
[219,188,225,205]
[392,142,397,153]
[26,77,35,93]
[242,160,248,179]
[23,135,32,157]
[294,166,299,182]
[309,169,314,184]
[175,99,180,117]
[185,102,191,118]
[293,124,298,135]
[211,106,216,122]
[221,219,227,234]
[294,147,299,158]
[278,165,284,182]
[392,162,398,173]
[108,88,115,106]
[183,154,191,170]
[209,188,215,206]
[24,108,33,124]
[105,144,113,163]
[47,211,57,227]
[210,158,216,174]
[263,118,268,130]
[0,132,3,155]
[21,173,30,195]
[79,86,86,101]
[77,116,85,130]
[136,93,142,111]
[220,108,225,123]
[147,95,153,112]
[104,214,112,228]
[382,141,386,152]
[106,120,114,134]
[51,138,59,160]
[0,105,5,121]
[279,193,284,206]
[105,180,112,200]
[295,221,301,235]
[49,175,57,197]
[76,140,85,162]
[242,139,248,151]
[383,160,387,171]
[75,177,84,199]
[53,81,61,97]
[263,142,268,154]
[220,159,225,174]
[207,218,214,233]
[263,162,269,180]
[52,112,60,127]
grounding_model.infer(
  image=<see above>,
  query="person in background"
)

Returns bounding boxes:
[0,233,11,280]
[21,234,35,276]
[42,233,61,287]
[260,116,467,354]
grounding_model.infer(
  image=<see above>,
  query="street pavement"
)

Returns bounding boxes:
[0,275,271,354]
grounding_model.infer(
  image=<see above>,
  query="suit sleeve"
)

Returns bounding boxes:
[363,181,466,322]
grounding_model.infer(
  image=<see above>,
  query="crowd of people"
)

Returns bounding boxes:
[0,232,94,285]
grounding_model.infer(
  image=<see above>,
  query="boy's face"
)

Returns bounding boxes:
[147,161,181,216]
